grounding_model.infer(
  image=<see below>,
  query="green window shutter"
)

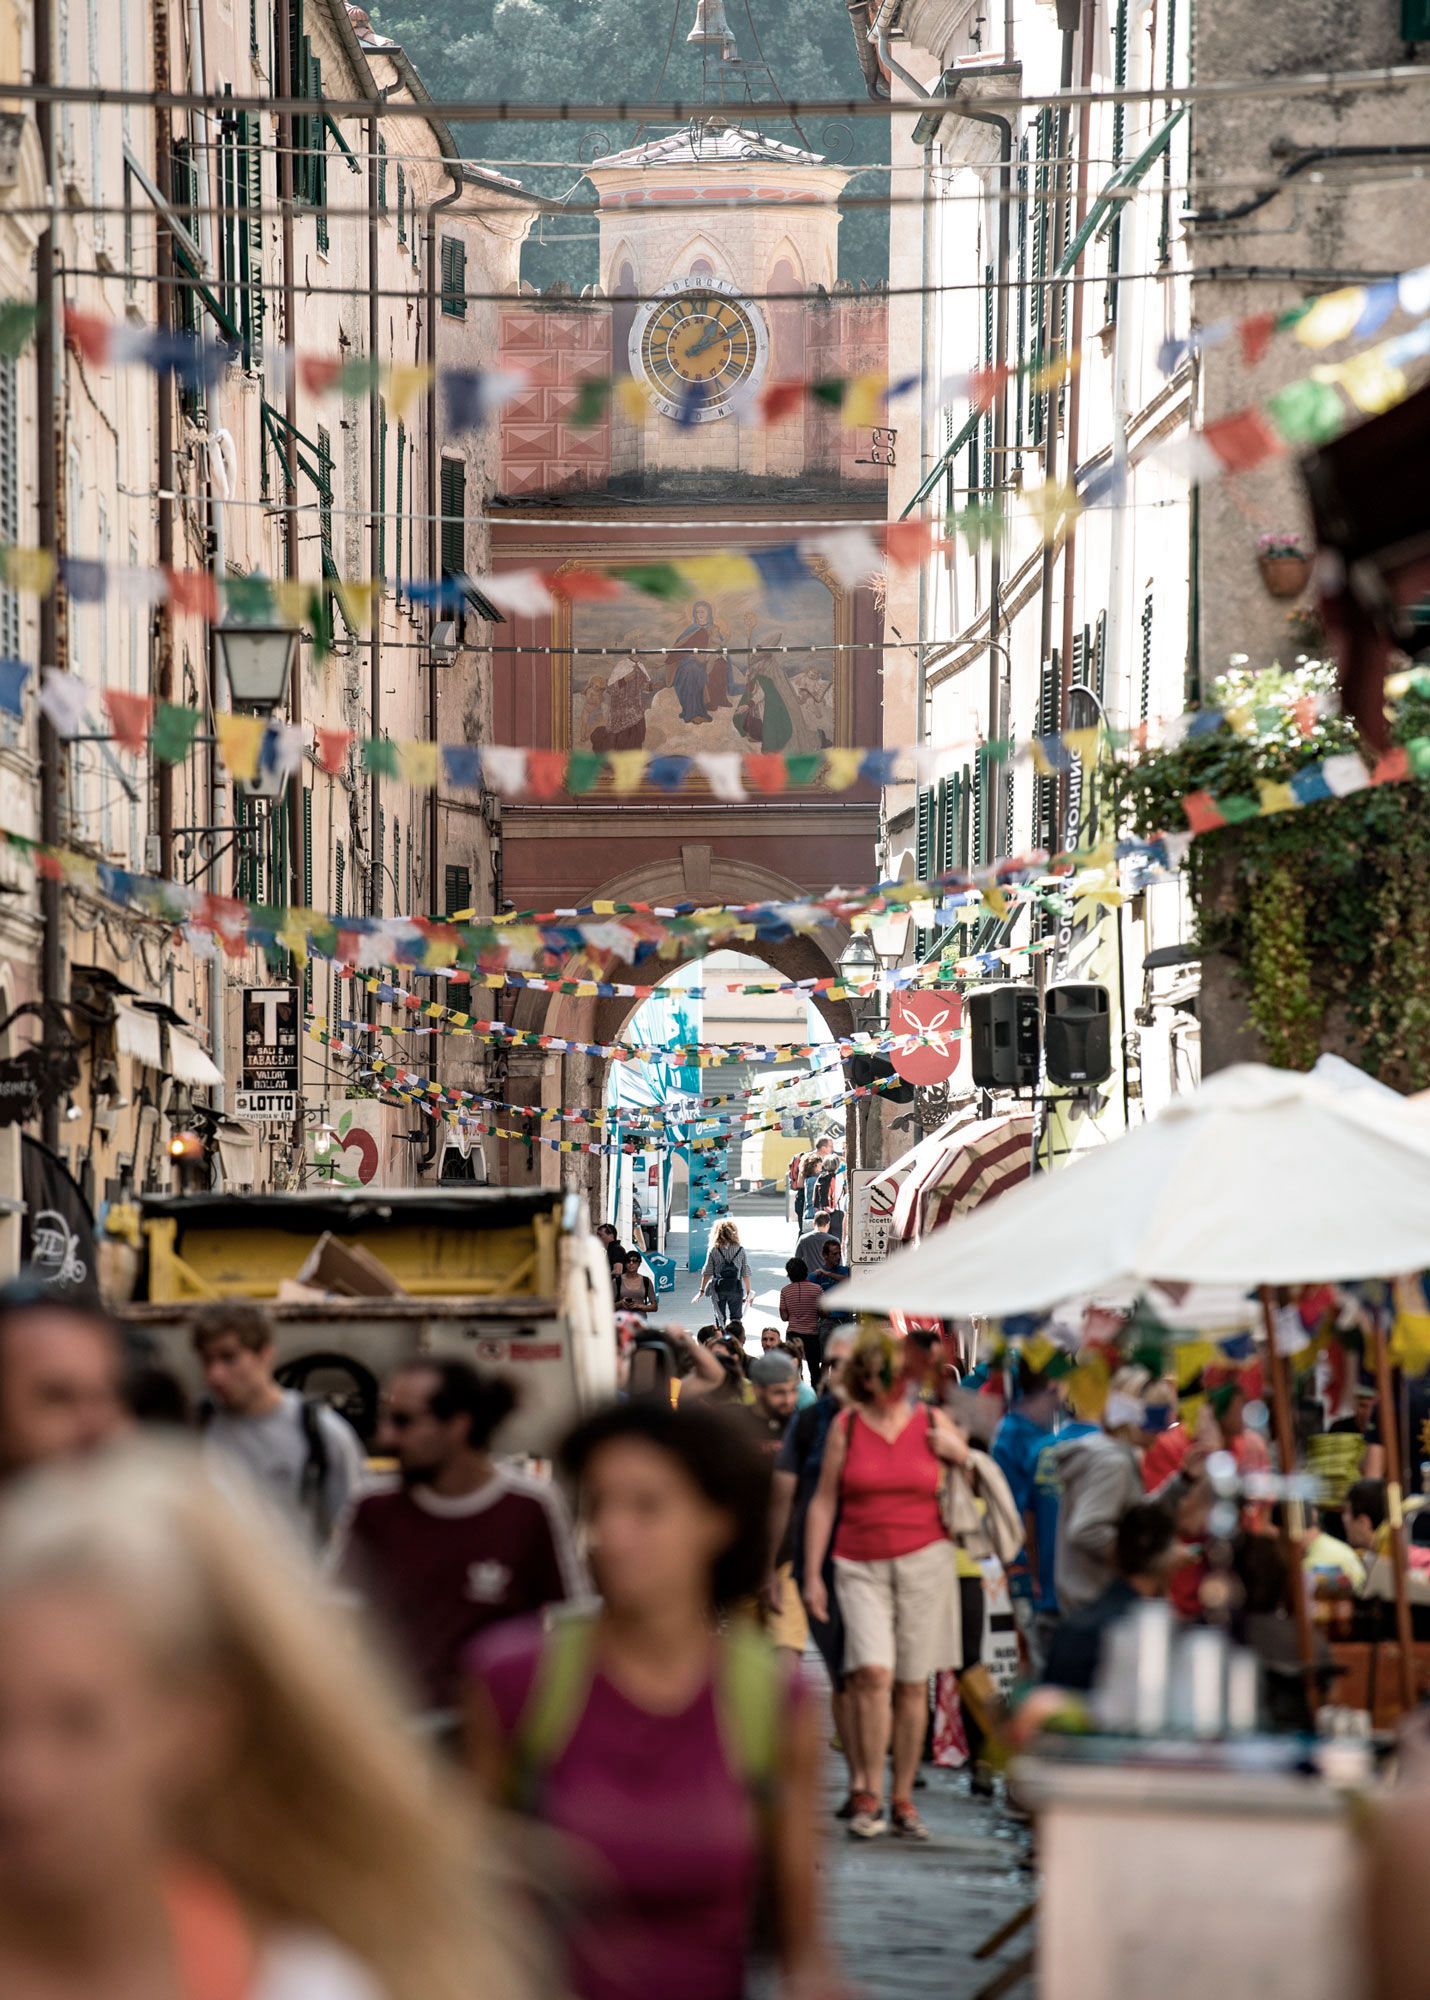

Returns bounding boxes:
[394,419,405,595]
[981,263,994,492]
[1092,611,1107,702]
[1035,649,1061,853]
[377,399,387,584]
[316,423,334,601]
[218,90,237,332]
[936,774,955,877]
[1159,0,1178,264]
[250,0,260,58]
[1003,736,1015,856]
[170,139,198,338]
[441,235,467,317]
[972,752,988,869]
[335,839,345,919]
[302,785,314,1004]
[1014,136,1029,472]
[394,821,403,914]
[377,137,388,211]
[1106,0,1129,322]
[440,457,466,578]
[396,165,406,244]
[1140,588,1154,723]
[914,783,935,959]
[373,806,384,917]
[445,863,471,917]
[1030,109,1051,448]
[310,53,328,252]
[238,111,264,371]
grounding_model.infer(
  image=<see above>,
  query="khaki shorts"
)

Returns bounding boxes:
[834,1539,961,1682]
[763,1562,810,1654]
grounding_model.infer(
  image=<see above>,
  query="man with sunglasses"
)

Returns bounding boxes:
[338,1357,583,1716]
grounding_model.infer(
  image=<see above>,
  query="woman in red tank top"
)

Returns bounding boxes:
[803,1326,970,1841]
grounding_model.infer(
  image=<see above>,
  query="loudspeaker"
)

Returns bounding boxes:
[847,1053,915,1102]
[1045,981,1113,1086]
[968,985,1041,1090]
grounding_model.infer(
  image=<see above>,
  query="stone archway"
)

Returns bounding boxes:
[501,859,855,1201]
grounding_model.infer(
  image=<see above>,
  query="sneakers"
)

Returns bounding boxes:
[847,1792,888,1839]
[834,1794,858,1821]
[890,1799,931,1841]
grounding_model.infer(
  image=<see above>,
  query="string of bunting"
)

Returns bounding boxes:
[0,263,1403,443]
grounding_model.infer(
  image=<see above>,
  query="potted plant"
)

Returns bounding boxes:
[1257,530,1312,599]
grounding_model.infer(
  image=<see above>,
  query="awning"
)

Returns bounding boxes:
[866,1102,985,1220]
[167,1028,223,1090]
[892,1109,1034,1243]
[216,1121,257,1188]
[114,1001,162,1071]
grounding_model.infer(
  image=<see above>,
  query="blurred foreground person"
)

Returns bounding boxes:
[803,1324,969,1842]
[467,1399,834,2000]
[0,1281,128,1483]
[0,1446,535,2000]
[339,1360,582,1715]
[194,1302,364,1554]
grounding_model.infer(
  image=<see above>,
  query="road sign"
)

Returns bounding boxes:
[850,1167,890,1266]
[232,1088,298,1124]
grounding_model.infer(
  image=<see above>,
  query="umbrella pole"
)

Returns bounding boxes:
[1371,1313,1418,1717]
[1259,1288,1319,1714]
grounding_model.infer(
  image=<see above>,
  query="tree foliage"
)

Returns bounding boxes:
[368,0,889,286]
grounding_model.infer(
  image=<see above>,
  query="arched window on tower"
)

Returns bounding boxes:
[688,254,717,281]
[611,258,637,378]
[770,255,805,382]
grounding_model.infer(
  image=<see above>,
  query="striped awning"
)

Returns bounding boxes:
[866,1103,984,1220]
[891,1111,1034,1243]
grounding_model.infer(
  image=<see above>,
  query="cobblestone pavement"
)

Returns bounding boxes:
[818,1757,1034,2000]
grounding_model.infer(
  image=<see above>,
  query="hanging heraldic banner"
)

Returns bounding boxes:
[235,986,300,1124]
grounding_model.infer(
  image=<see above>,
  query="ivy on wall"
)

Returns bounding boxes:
[1115,662,1430,1087]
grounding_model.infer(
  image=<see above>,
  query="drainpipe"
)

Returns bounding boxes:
[868,0,931,104]
[34,0,61,1149]
[944,70,1017,852]
[1037,24,1077,758]
[368,105,383,921]
[421,163,464,1177]
[1058,0,1097,752]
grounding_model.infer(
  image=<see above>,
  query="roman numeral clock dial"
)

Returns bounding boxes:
[630,275,769,423]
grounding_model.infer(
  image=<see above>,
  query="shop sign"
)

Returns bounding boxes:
[236,985,299,1124]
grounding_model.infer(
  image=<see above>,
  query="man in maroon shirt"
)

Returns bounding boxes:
[337,1358,583,1715]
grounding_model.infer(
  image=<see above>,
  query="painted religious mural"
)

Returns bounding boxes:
[560,567,845,757]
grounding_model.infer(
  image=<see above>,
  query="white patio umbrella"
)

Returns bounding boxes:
[829,1062,1430,1318]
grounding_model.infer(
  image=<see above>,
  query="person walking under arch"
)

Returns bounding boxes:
[698,1221,752,1330]
[803,1325,970,1841]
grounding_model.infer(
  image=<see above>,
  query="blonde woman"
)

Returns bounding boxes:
[698,1219,752,1330]
[0,1446,538,2000]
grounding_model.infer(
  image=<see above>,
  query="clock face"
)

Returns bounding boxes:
[629,275,769,424]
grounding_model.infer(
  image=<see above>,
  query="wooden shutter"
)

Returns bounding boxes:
[1030,109,1052,448]
[377,137,388,211]
[982,262,995,492]
[394,419,405,594]
[377,400,387,583]
[335,839,345,919]
[373,806,384,916]
[309,53,328,252]
[396,164,406,243]
[302,785,313,1003]
[445,863,471,917]
[439,457,465,578]
[441,235,467,317]
[1014,135,1029,472]
[238,111,264,370]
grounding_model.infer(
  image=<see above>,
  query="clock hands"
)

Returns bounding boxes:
[687,321,733,359]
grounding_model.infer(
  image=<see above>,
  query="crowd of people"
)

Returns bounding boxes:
[0,1238,1410,2000]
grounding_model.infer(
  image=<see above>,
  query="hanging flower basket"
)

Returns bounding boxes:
[1257,531,1311,599]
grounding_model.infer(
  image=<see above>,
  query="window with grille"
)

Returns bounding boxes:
[1106,0,1129,322]
[283,0,328,250]
[377,138,388,211]
[439,457,466,578]
[1014,135,1029,473]
[373,806,384,917]
[335,839,345,918]
[316,423,335,624]
[215,96,264,370]
[396,164,406,244]
[981,263,995,493]
[1035,650,1061,854]
[441,235,467,317]
[445,863,471,917]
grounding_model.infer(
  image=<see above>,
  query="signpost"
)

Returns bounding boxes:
[850,1167,889,1266]
[234,985,300,1124]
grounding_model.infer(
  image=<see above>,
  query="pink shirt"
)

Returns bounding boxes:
[779,1279,823,1337]
[471,1619,802,2000]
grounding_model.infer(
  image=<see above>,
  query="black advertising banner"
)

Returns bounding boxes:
[235,985,300,1123]
[20,1136,98,1292]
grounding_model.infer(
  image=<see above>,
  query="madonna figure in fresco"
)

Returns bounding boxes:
[664,600,724,724]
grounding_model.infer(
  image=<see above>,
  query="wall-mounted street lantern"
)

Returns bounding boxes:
[215,620,299,716]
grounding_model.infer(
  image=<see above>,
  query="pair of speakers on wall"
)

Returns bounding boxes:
[967,982,1113,1091]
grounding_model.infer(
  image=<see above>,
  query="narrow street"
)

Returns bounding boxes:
[662,1189,806,1349]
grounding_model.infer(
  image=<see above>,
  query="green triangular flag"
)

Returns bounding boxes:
[1265,377,1344,447]
[361,737,400,777]
[572,377,611,427]
[0,302,38,359]
[151,702,201,764]
[566,749,603,794]
[223,573,275,621]
[613,563,684,601]
[811,377,845,407]
[785,753,822,787]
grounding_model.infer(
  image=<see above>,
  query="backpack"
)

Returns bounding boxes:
[506,1609,783,1811]
[505,1612,787,1953]
[711,1246,744,1301]
[200,1393,332,1537]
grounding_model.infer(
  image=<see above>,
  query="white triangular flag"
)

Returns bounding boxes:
[481,569,554,618]
[804,528,882,589]
[480,746,528,797]
[694,751,746,802]
[37,668,89,738]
